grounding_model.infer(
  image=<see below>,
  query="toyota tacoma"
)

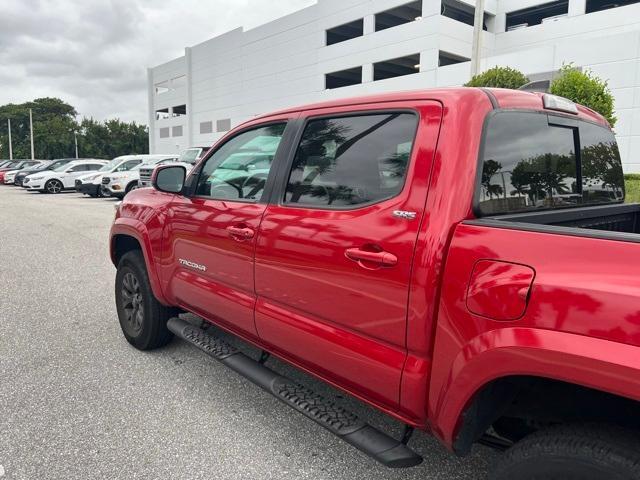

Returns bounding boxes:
[110,88,640,479]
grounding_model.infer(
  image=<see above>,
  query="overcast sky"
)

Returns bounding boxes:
[0,0,316,124]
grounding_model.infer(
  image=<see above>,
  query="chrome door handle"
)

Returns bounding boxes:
[345,247,397,267]
[226,225,255,240]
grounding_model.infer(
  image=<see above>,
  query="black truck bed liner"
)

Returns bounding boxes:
[465,203,640,243]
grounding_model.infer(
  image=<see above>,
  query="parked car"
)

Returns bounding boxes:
[101,154,178,198]
[137,147,207,188]
[75,155,149,198]
[0,160,24,172]
[16,158,75,187]
[25,159,108,193]
[0,160,42,183]
[110,89,640,479]
[3,161,48,185]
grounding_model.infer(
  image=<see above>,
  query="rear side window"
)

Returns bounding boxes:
[285,112,417,207]
[581,122,624,203]
[477,112,623,215]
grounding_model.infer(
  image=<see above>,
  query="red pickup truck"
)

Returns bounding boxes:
[110,88,640,479]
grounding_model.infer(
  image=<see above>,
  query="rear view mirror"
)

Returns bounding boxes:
[152,165,186,194]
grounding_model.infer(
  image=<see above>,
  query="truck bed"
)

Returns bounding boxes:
[466,203,640,242]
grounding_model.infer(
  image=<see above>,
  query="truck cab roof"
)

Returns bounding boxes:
[255,87,609,129]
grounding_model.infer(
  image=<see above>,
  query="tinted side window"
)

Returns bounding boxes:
[196,123,286,201]
[479,112,578,215]
[285,113,417,207]
[581,122,624,203]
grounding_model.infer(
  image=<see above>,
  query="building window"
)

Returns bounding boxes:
[375,1,422,32]
[216,118,231,132]
[439,51,469,66]
[155,108,170,120]
[586,0,640,13]
[172,126,183,137]
[326,19,364,46]
[374,54,420,81]
[200,121,213,134]
[506,1,568,31]
[172,105,186,117]
[159,127,170,138]
[325,67,362,89]
[155,81,170,95]
[441,0,490,30]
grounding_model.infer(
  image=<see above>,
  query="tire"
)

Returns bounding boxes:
[490,424,640,480]
[45,179,63,194]
[125,182,138,195]
[115,250,176,350]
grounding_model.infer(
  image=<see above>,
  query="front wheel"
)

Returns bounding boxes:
[45,179,63,194]
[490,424,640,480]
[115,250,176,350]
[125,182,138,195]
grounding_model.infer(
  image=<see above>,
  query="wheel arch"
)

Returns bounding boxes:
[429,328,640,454]
[110,220,170,305]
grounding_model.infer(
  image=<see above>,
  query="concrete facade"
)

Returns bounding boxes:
[148,0,640,171]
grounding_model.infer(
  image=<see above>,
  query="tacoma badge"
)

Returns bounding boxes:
[178,259,207,272]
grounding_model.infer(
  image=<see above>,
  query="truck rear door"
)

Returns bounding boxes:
[254,101,442,409]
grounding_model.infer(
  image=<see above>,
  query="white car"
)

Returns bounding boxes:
[138,147,208,188]
[102,154,177,198]
[24,159,108,194]
[74,155,156,198]
[3,161,45,184]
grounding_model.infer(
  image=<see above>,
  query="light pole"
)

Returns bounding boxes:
[29,108,35,160]
[470,0,486,78]
[74,131,79,159]
[7,119,13,160]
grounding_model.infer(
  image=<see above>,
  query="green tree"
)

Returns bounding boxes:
[0,97,148,160]
[465,66,529,89]
[550,64,617,127]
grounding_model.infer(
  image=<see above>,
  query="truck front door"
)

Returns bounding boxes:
[160,117,294,338]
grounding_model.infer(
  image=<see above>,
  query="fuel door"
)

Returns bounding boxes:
[466,260,535,321]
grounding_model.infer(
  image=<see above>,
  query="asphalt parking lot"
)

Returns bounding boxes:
[0,186,495,480]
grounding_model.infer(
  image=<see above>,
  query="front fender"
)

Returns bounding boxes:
[110,217,170,306]
[429,327,640,447]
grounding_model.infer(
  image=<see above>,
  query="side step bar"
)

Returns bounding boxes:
[167,317,423,468]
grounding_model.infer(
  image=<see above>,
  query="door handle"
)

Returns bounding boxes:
[226,225,255,240]
[345,247,397,267]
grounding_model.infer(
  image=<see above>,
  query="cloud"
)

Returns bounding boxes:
[0,0,316,124]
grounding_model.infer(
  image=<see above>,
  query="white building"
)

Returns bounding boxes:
[148,0,640,171]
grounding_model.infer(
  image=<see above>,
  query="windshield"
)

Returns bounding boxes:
[177,149,202,165]
[54,162,73,172]
[25,163,45,171]
[48,160,68,170]
[98,158,122,172]
[132,158,159,171]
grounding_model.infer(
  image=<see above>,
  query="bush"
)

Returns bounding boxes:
[624,174,640,203]
[550,64,616,127]
[465,66,529,89]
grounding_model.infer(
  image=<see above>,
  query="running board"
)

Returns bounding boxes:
[167,317,423,468]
